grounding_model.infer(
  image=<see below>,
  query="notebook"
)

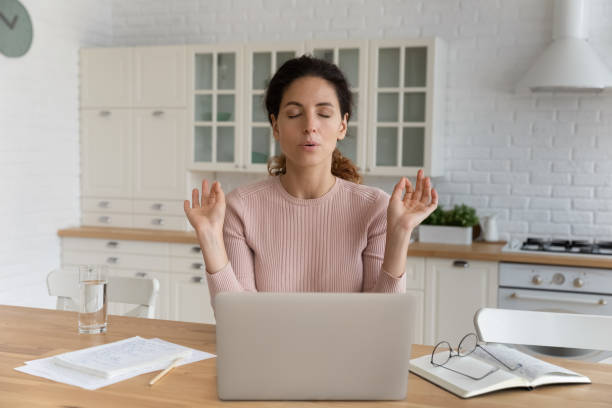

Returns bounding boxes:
[214,292,416,401]
[53,336,192,379]
[409,343,591,398]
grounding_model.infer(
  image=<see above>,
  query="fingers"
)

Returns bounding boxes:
[421,176,432,204]
[201,179,209,205]
[413,169,423,202]
[183,200,190,213]
[430,188,439,208]
[214,181,225,204]
[403,178,414,202]
[192,188,200,208]
[391,177,407,201]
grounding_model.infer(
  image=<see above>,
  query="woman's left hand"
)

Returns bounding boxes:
[387,169,438,237]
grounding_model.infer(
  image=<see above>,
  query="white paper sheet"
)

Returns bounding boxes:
[14,337,215,390]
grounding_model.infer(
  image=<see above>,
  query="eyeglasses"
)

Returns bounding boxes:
[430,333,522,381]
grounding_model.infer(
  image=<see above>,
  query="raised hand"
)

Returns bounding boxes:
[184,179,226,236]
[387,169,438,236]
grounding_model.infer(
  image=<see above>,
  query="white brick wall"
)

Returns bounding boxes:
[0,0,112,308]
[107,0,612,243]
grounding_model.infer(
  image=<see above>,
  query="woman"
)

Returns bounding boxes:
[184,55,437,304]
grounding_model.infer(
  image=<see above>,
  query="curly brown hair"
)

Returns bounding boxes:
[264,55,362,184]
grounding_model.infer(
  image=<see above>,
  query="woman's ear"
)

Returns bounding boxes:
[337,113,348,141]
[270,114,280,141]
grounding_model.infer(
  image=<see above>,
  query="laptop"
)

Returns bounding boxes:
[215,292,415,401]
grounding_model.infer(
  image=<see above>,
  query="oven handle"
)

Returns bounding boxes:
[509,292,608,306]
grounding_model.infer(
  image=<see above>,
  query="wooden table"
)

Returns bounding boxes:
[1,305,611,407]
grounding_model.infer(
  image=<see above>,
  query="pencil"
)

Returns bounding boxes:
[149,357,185,386]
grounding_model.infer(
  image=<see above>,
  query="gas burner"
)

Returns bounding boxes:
[514,238,612,257]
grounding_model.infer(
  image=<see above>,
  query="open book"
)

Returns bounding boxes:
[409,343,590,398]
[53,336,192,379]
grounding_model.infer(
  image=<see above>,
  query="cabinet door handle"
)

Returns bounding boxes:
[106,241,119,248]
[99,110,111,117]
[453,260,469,268]
[106,257,119,264]
[191,276,205,284]
[151,203,164,211]
[98,200,110,208]
[151,218,164,225]
[191,262,204,270]
[152,110,164,116]
[98,216,111,224]
[191,246,202,253]
[135,272,148,278]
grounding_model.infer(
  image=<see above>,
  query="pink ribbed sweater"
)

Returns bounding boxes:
[205,176,406,302]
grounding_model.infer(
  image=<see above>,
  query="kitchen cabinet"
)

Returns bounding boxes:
[423,257,498,346]
[80,48,132,108]
[80,109,132,199]
[367,38,446,177]
[79,46,188,230]
[187,44,243,172]
[133,46,186,108]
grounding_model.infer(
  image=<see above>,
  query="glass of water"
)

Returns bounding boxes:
[78,265,108,334]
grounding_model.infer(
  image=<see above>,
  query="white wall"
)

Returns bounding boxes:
[0,0,112,308]
[110,0,612,242]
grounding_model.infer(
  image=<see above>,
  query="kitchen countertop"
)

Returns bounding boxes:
[58,227,612,269]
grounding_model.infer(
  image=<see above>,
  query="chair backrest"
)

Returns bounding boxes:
[47,269,160,318]
[474,308,612,351]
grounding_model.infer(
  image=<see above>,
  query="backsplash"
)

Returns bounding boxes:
[111,0,612,242]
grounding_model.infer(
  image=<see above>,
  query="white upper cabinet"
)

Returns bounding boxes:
[243,43,304,172]
[133,46,186,108]
[305,40,369,172]
[368,38,446,177]
[80,109,132,198]
[133,109,186,199]
[80,48,133,108]
[187,44,243,171]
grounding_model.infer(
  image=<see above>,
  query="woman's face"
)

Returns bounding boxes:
[271,76,348,173]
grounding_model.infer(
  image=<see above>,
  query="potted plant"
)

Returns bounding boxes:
[418,204,480,245]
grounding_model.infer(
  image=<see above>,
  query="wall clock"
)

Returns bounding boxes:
[0,0,33,57]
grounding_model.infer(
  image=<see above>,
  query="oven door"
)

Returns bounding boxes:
[498,288,612,362]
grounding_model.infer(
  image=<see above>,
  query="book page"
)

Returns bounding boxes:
[53,336,192,378]
[409,353,523,398]
[472,344,586,383]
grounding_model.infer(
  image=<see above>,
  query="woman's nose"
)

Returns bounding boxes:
[303,113,318,134]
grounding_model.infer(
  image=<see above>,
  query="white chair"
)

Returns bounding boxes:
[47,269,160,318]
[474,308,612,351]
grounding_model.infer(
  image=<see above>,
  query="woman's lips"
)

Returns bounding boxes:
[300,144,319,152]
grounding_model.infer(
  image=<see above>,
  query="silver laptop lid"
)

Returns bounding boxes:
[215,292,415,401]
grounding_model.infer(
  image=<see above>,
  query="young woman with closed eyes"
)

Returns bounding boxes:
[184,55,438,305]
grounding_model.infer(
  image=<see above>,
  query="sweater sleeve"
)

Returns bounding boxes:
[205,191,257,304]
[362,190,406,293]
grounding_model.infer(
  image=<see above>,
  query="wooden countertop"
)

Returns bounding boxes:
[3,305,611,407]
[58,227,612,269]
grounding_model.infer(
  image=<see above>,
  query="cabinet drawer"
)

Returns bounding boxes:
[62,250,170,271]
[62,238,169,255]
[133,199,185,215]
[82,198,132,213]
[82,212,133,228]
[170,243,202,258]
[171,256,206,274]
[133,215,186,230]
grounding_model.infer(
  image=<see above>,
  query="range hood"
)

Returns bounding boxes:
[516,0,612,93]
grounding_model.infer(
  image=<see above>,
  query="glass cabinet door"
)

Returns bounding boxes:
[189,46,242,171]
[244,45,303,171]
[368,39,443,176]
[306,41,368,172]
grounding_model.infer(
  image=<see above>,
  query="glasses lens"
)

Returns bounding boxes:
[432,341,451,366]
[458,333,477,356]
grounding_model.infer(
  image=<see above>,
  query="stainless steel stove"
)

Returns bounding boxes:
[499,238,612,362]
[513,238,612,256]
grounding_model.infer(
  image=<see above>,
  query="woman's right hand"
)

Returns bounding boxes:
[184,180,226,237]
